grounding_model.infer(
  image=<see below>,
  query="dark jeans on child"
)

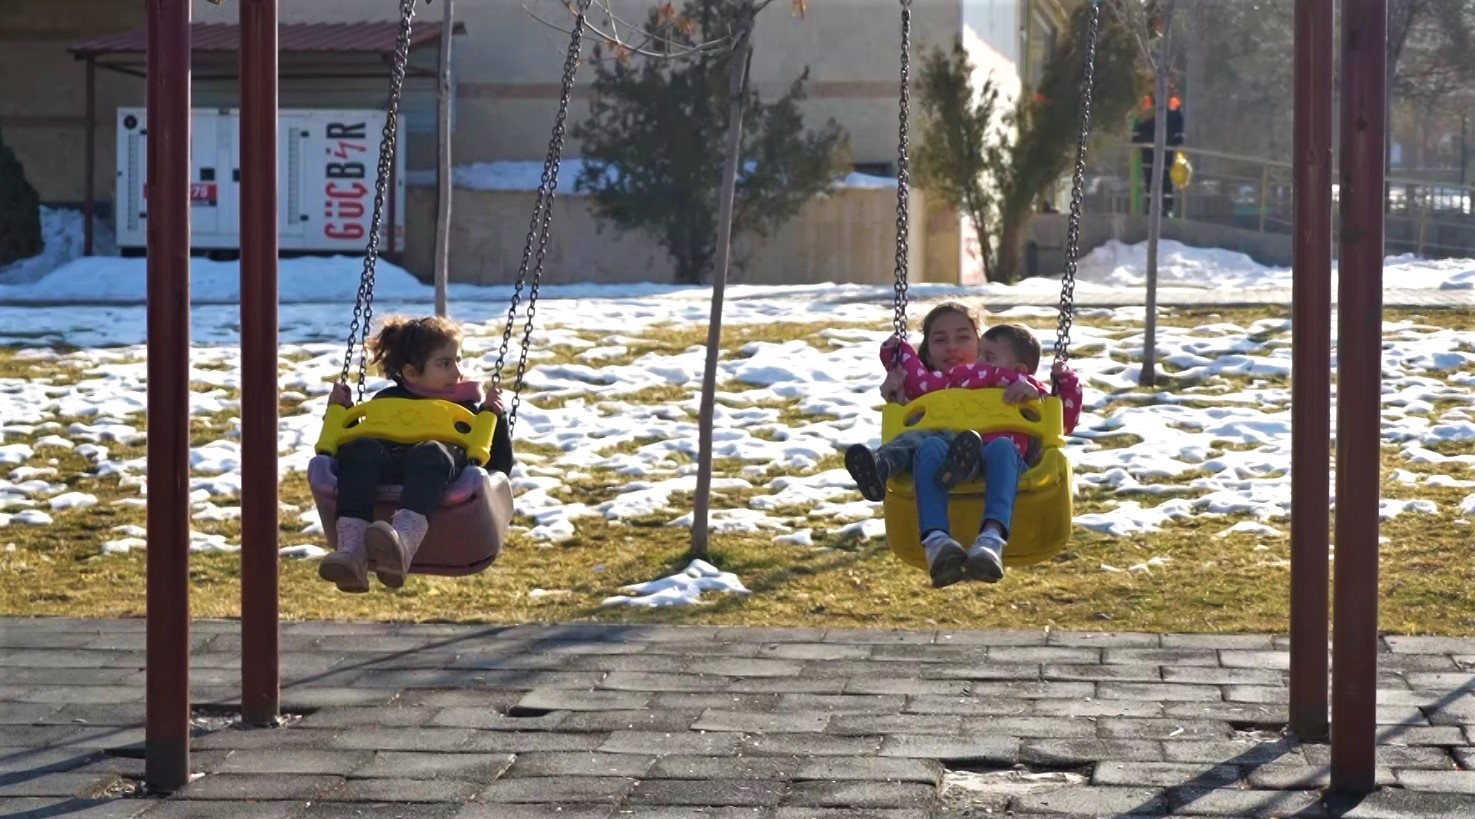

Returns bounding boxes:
[336,438,468,522]
[875,429,959,477]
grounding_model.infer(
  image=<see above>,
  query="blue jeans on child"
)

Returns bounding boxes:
[915,436,1029,539]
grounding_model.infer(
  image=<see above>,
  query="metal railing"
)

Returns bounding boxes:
[1077,142,1475,258]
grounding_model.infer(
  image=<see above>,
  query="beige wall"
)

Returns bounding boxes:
[400,185,955,286]
[0,0,148,202]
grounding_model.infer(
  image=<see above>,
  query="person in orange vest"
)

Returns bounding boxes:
[1132,92,1185,217]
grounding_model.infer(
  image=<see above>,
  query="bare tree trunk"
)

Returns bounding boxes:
[1140,2,1176,389]
[433,0,454,317]
[691,0,754,560]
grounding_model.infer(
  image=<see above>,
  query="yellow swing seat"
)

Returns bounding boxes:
[880,387,1075,569]
[313,398,499,468]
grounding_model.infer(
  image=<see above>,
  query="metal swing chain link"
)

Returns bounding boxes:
[339,0,420,402]
[1055,0,1101,376]
[890,0,912,367]
[502,0,591,433]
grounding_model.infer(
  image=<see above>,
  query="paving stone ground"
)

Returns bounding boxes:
[5,617,1475,817]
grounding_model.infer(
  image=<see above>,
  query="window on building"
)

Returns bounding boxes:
[1026,6,1057,90]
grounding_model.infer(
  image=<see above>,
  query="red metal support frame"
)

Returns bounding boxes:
[144,0,192,794]
[1289,0,1333,743]
[1332,0,1387,794]
[240,0,281,727]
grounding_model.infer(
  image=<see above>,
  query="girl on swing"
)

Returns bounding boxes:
[318,315,515,594]
[844,302,1082,589]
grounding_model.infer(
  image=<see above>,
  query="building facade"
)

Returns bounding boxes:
[2,0,1074,285]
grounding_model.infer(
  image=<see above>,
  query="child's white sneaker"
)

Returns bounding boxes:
[965,530,1006,583]
[922,530,967,589]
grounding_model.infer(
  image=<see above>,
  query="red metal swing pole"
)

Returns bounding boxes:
[1331,0,1387,795]
[240,0,281,726]
[144,0,192,793]
[1289,0,1333,743]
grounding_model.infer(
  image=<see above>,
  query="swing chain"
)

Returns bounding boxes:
[1055,0,1101,373]
[890,0,912,365]
[339,0,419,403]
[495,0,592,433]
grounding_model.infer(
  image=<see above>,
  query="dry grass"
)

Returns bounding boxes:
[3,307,1475,634]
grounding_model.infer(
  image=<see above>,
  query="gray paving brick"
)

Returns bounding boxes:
[776,693,906,714]
[135,800,302,818]
[599,730,743,756]
[719,627,829,643]
[628,779,786,807]
[1378,726,1466,745]
[0,649,130,669]
[191,726,341,751]
[324,777,480,802]
[1098,718,1234,741]
[1424,699,1475,725]
[1014,785,1166,815]
[1048,632,1162,648]
[1104,648,1222,667]
[1222,684,1290,704]
[0,632,106,649]
[726,677,847,694]
[345,669,603,689]
[845,678,970,696]
[599,672,731,692]
[0,725,88,747]
[1097,682,1223,702]
[0,668,133,686]
[0,772,121,798]
[1167,786,1322,816]
[962,716,1095,738]
[1245,762,1396,789]
[0,703,64,723]
[1162,666,1284,686]
[456,806,613,819]
[0,797,156,818]
[522,687,654,714]
[987,646,1102,664]
[430,707,571,731]
[329,727,472,752]
[783,780,935,809]
[868,644,992,664]
[0,746,104,775]
[648,755,802,780]
[921,663,1042,681]
[349,750,513,780]
[1161,634,1275,650]
[1454,746,1475,768]
[15,686,145,705]
[935,630,1048,646]
[554,708,703,733]
[694,710,831,734]
[773,810,929,819]
[972,680,1098,699]
[500,751,653,778]
[1397,769,1475,793]
[610,809,774,819]
[686,659,804,677]
[759,643,872,661]
[743,734,884,757]
[1377,653,1460,672]
[649,692,779,712]
[822,629,936,645]
[295,706,437,729]
[397,689,524,709]
[1161,737,1304,765]
[1044,663,1161,682]
[1217,650,1292,670]
[1092,761,1241,788]
[828,714,960,736]
[878,734,1018,764]
[1019,738,1165,765]
[1317,787,1475,818]
[1386,636,1475,654]
[461,730,609,753]
[903,695,1032,716]
[299,803,462,819]
[37,704,148,727]
[795,756,942,786]
[279,688,399,709]
[1301,743,1454,769]
[474,775,636,804]
[204,748,366,778]
[176,773,343,800]
[1406,672,1475,689]
[645,641,764,658]
[1034,699,1164,719]
[1163,702,1289,725]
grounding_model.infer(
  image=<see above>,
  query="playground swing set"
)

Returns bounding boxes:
[134,0,1388,799]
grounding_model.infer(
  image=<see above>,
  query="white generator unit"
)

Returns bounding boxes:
[115,107,406,253]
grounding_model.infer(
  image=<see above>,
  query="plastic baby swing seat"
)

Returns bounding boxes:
[880,388,1075,570]
[309,400,513,576]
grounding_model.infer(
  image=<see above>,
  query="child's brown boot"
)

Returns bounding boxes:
[319,518,370,594]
